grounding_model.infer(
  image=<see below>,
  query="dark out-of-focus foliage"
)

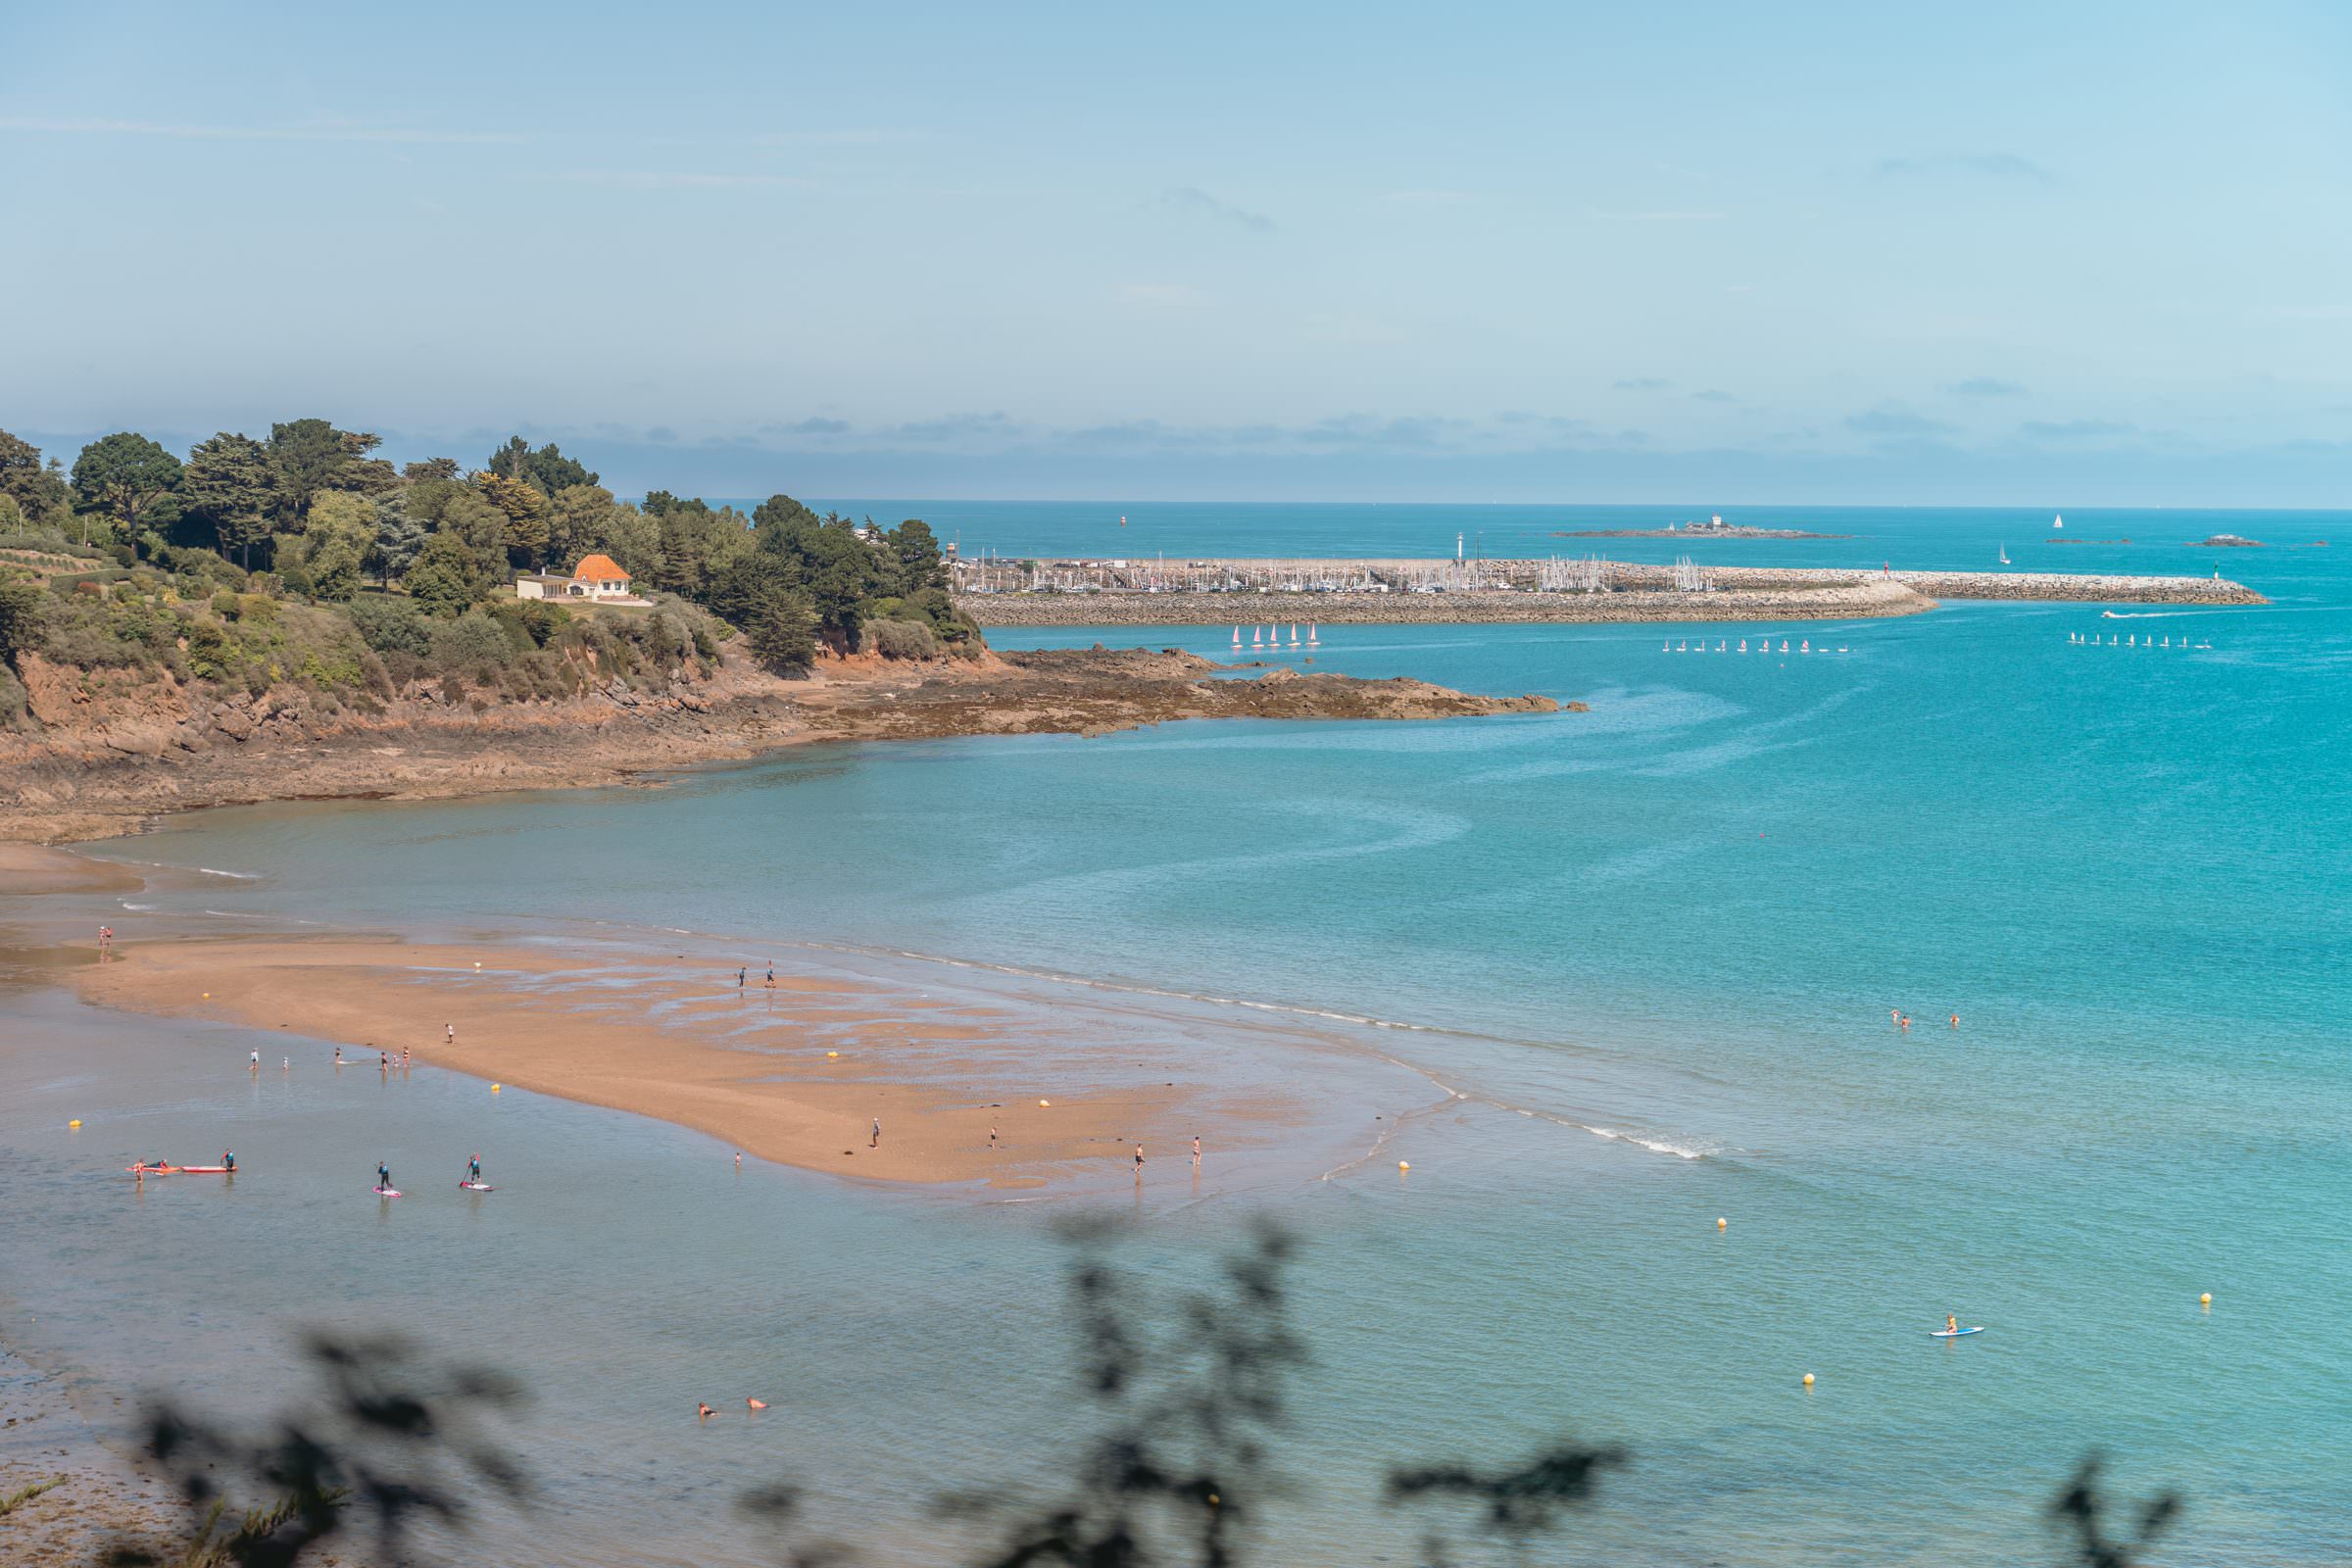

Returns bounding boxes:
[102,1335,528,1568]
[96,1232,2187,1568]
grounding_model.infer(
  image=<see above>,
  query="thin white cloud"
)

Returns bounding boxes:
[0,116,527,145]
[1379,189,1477,205]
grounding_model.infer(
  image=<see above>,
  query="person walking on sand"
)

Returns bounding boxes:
[764,965,776,990]
[870,1116,881,1149]
[445,1023,456,1047]
[738,967,746,990]
[988,1123,998,1148]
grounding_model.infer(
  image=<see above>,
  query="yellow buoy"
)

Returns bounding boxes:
[826,1051,838,1058]
[2200,1292,2212,1306]
[1717,1217,1727,1230]
[68,1119,82,1129]
[202,992,211,999]
[1398,1160,1410,1171]
[491,1083,502,1093]
[1802,1373,1815,1388]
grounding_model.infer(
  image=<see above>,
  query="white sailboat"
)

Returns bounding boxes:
[2052,514,2064,530]
[1998,543,2010,564]
[1231,626,1242,650]
[1307,624,1319,647]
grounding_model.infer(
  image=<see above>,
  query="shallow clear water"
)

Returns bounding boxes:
[7,503,2350,1564]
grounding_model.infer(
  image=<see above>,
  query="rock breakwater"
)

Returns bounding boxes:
[955,558,2264,625]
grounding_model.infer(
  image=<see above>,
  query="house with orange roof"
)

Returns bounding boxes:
[516,553,650,606]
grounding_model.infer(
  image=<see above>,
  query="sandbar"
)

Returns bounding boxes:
[70,935,1389,1192]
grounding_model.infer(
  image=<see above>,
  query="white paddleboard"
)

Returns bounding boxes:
[1930,1326,1984,1339]
[373,1186,403,1198]
[459,1181,494,1192]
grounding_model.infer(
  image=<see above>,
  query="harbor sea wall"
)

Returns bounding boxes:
[955,560,2264,626]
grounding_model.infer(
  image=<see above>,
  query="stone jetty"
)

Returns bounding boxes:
[954,558,2264,626]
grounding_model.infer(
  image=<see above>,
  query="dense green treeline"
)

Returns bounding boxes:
[0,420,979,726]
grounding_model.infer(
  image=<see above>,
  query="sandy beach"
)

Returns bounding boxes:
[69,933,1396,1192]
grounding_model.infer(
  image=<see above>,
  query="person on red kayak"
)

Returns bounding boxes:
[222,1150,235,1173]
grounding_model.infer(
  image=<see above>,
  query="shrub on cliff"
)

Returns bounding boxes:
[863,616,941,660]
[344,594,433,658]
[429,611,521,673]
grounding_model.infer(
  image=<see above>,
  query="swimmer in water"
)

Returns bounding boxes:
[334,1046,343,1065]
[698,1403,714,1420]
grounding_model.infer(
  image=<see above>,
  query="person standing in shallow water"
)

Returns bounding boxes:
[1133,1144,1146,1179]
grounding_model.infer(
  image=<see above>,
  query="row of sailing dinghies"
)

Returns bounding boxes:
[1665,638,1845,655]
[1234,624,1318,649]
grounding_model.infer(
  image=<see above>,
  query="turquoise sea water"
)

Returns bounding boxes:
[5,504,2349,1564]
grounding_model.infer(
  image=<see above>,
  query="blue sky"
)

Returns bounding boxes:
[4,0,2349,504]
